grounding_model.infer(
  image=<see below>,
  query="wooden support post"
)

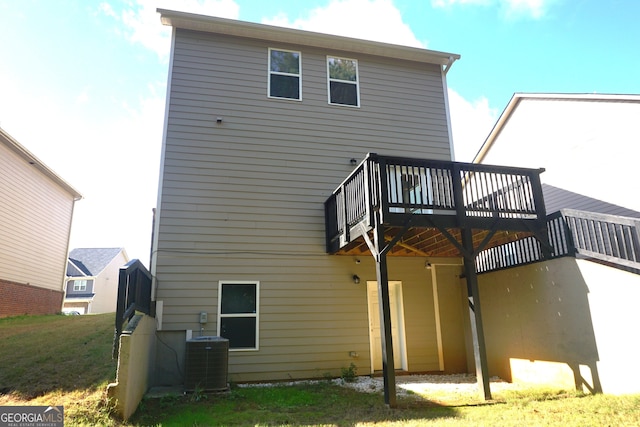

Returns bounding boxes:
[461,228,492,400]
[375,221,397,408]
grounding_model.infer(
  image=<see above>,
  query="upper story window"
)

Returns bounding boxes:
[268,48,301,100]
[327,56,360,107]
[73,280,87,291]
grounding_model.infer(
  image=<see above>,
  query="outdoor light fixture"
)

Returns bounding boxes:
[350,158,357,165]
[352,274,361,284]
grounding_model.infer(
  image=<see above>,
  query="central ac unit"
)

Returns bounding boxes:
[184,336,229,392]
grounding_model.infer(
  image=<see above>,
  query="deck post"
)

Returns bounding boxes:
[374,223,397,408]
[461,228,492,400]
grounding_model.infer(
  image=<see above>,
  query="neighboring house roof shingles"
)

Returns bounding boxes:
[67,248,127,277]
[542,184,640,218]
[66,259,90,277]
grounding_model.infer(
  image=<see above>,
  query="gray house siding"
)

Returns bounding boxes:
[153,26,456,383]
[65,279,95,295]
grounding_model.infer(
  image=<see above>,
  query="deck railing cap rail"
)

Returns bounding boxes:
[329,154,546,198]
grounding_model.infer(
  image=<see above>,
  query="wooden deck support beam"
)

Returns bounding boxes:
[360,219,399,407]
[461,227,492,400]
[375,244,397,407]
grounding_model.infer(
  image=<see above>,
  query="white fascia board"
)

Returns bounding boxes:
[157,8,460,67]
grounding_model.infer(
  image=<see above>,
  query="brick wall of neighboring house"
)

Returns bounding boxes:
[0,279,64,317]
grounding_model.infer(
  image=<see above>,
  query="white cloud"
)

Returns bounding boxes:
[99,2,117,18]
[447,89,498,162]
[263,0,424,48]
[76,87,90,105]
[432,0,490,7]
[501,0,547,19]
[101,0,240,59]
[432,0,554,19]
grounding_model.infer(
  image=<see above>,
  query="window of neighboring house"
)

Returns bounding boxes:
[73,280,87,292]
[327,56,360,107]
[268,48,301,100]
[217,281,259,351]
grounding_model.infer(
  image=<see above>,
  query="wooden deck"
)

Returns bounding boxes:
[325,153,549,405]
[325,153,548,258]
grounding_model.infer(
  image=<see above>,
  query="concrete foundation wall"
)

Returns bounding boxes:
[108,314,157,420]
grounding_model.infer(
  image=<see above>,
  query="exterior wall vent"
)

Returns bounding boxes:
[184,336,229,392]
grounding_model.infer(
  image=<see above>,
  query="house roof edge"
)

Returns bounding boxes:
[157,8,460,66]
[472,92,640,164]
[0,127,82,200]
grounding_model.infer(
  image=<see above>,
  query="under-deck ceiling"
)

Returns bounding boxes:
[333,226,532,258]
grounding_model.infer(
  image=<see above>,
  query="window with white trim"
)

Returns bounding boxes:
[327,56,360,107]
[73,280,87,291]
[217,281,259,350]
[268,48,301,100]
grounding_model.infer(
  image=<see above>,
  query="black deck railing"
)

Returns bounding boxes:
[325,153,546,253]
[112,259,154,358]
[476,209,640,274]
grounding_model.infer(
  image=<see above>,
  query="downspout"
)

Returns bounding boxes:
[61,194,83,311]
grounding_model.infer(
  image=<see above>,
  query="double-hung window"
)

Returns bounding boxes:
[327,56,360,107]
[73,280,87,291]
[218,281,260,350]
[268,48,301,100]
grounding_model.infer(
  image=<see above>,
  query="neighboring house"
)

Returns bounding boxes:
[64,248,129,314]
[474,93,640,212]
[472,93,640,395]
[147,10,552,403]
[0,127,82,317]
[541,183,640,218]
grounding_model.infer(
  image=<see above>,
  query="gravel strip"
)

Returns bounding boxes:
[239,373,524,397]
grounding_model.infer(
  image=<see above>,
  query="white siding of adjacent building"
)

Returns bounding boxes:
[91,250,129,314]
[478,96,640,212]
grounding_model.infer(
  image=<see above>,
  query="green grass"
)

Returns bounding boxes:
[0,313,119,426]
[129,384,640,426]
[1,314,640,426]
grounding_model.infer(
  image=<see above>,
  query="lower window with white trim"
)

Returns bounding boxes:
[217,281,260,351]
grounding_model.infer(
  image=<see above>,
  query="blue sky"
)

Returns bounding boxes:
[1,0,639,263]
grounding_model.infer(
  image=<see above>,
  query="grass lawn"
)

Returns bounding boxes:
[0,313,118,425]
[1,314,639,426]
[129,382,640,427]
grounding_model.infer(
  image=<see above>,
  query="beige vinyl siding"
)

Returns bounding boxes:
[0,142,74,292]
[154,29,452,381]
[90,251,128,314]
